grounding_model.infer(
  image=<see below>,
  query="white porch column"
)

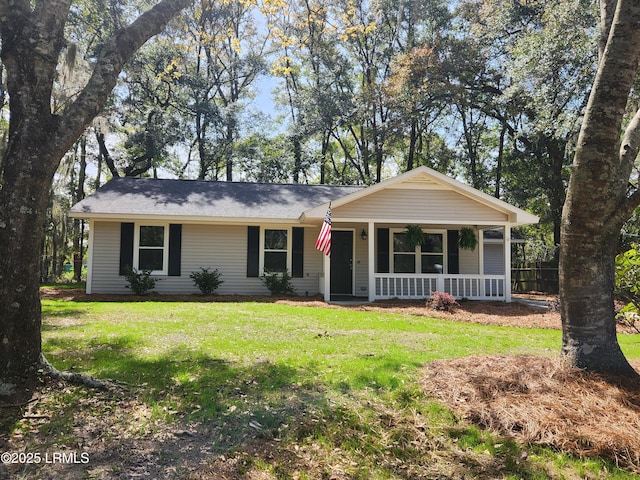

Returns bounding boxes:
[478,228,484,297]
[504,224,512,302]
[86,219,94,294]
[368,221,375,302]
[323,251,331,302]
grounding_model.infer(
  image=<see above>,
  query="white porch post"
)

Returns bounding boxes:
[323,251,331,302]
[504,224,512,302]
[86,219,94,294]
[368,221,375,302]
[478,228,484,297]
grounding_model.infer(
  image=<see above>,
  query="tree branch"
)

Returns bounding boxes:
[55,0,191,160]
[599,0,617,59]
[95,131,121,178]
[614,104,640,226]
[620,107,640,168]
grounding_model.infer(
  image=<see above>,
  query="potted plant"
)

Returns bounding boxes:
[459,226,478,251]
[404,224,426,250]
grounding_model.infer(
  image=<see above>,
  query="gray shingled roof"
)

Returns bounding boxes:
[70,177,364,220]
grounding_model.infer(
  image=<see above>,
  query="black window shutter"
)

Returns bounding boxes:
[247,226,260,277]
[292,227,304,278]
[377,228,389,273]
[119,222,135,275]
[168,224,182,276]
[447,230,459,274]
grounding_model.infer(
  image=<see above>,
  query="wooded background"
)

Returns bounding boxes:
[0,0,619,284]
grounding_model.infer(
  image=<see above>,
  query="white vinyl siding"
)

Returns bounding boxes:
[90,221,129,294]
[484,243,505,275]
[333,189,508,223]
[87,221,506,296]
[89,222,324,296]
[302,226,324,296]
[459,244,480,274]
[177,224,257,294]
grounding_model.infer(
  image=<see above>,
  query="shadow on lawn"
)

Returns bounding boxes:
[3,354,588,480]
[4,336,329,479]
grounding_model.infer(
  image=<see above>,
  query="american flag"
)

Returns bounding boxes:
[315,204,331,256]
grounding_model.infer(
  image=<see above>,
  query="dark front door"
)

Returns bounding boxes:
[331,230,353,295]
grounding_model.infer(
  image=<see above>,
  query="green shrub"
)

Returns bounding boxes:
[260,270,295,296]
[190,267,223,295]
[123,267,158,295]
[615,245,640,307]
[612,247,640,332]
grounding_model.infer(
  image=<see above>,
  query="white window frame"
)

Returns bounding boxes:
[133,222,169,275]
[390,228,447,274]
[260,226,292,274]
[420,230,447,274]
[391,229,417,274]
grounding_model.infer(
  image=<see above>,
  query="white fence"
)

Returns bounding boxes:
[374,274,506,300]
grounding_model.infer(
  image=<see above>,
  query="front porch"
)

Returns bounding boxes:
[320,221,514,303]
[303,167,539,304]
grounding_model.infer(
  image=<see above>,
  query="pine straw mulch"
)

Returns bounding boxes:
[422,355,640,473]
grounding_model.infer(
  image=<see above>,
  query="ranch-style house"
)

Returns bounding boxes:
[69,166,539,302]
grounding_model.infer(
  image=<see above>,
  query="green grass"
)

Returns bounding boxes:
[33,299,640,478]
[42,301,565,399]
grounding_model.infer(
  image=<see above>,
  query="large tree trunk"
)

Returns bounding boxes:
[0,0,72,404]
[560,0,640,376]
[560,229,633,373]
[0,156,53,402]
[0,0,190,404]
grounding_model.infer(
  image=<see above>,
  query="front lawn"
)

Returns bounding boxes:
[3,298,640,478]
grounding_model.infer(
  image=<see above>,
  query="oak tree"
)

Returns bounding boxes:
[0,0,190,404]
[560,0,640,375]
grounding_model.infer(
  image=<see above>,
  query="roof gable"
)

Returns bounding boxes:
[332,188,509,224]
[302,166,539,225]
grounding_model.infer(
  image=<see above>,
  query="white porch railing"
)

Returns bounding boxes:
[374,274,506,300]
